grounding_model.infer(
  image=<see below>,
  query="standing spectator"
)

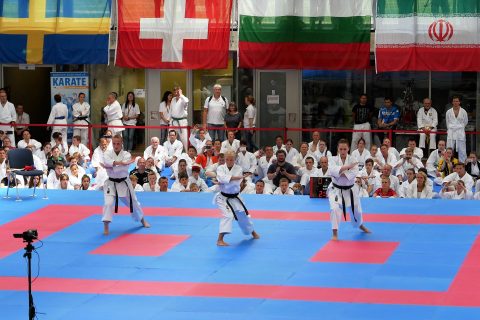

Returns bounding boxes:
[170,86,189,151]
[0,89,17,145]
[47,94,68,140]
[243,95,257,152]
[466,152,480,180]
[158,91,172,144]
[15,104,29,142]
[446,96,468,163]
[351,94,373,151]
[377,97,400,144]
[224,102,242,140]
[121,91,140,153]
[203,84,228,141]
[103,92,124,136]
[417,98,438,157]
[72,92,90,143]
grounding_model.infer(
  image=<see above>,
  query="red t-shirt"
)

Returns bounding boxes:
[374,188,396,198]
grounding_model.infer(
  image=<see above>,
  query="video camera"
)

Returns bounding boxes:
[13,229,38,242]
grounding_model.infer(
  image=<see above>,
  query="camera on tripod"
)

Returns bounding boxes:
[13,229,38,242]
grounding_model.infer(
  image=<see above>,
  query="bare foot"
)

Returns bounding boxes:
[141,218,151,228]
[217,240,229,246]
[359,225,371,233]
[252,231,260,239]
[331,229,338,241]
[103,222,110,236]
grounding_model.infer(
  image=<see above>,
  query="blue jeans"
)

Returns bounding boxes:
[208,124,225,141]
[245,130,258,152]
[123,127,136,151]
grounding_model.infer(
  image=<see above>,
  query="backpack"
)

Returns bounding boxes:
[207,95,227,106]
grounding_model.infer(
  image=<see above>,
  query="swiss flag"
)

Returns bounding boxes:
[116,0,232,69]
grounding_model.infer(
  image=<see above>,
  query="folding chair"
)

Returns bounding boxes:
[4,149,45,201]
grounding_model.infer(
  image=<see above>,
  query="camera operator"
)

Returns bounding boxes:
[267,149,297,189]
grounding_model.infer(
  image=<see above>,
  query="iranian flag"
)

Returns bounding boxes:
[376,1,480,72]
[238,0,372,70]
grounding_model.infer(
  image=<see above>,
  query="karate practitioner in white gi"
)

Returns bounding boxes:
[47,94,68,139]
[103,92,125,136]
[72,92,90,143]
[446,96,468,163]
[0,89,16,145]
[417,98,438,152]
[102,134,150,235]
[215,151,259,246]
[170,86,189,152]
[328,139,371,240]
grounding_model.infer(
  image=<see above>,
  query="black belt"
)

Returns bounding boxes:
[74,116,90,124]
[4,131,13,134]
[108,177,133,213]
[221,192,248,221]
[332,183,356,222]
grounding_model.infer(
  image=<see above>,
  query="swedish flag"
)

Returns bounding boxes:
[0,0,111,64]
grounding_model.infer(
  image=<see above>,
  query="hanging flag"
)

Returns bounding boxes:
[116,0,232,69]
[376,1,480,72]
[0,0,111,65]
[238,1,372,70]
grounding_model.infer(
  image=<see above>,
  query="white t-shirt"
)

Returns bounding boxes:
[204,96,228,125]
[243,104,256,128]
[122,103,140,126]
[159,101,171,125]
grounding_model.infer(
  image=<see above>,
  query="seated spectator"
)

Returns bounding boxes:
[66,155,86,177]
[272,135,285,153]
[236,140,256,182]
[383,137,400,161]
[80,175,93,190]
[24,145,46,173]
[68,135,90,163]
[189,125,212,155]
[102,129,114,150]
[189,183,200,192]
[400,138,423,160]
[143,136,166,171]
[355,176,369,198]
[47,146,67,173]
[406,171,433,199]
[188,164,208,192]
[398,168,416,198]
[394,147,424,181]
[173,159,190,180]
[196,139,217,169]
[440,180,473,200]
[145,157,160,175]
[240,178,255,194]
[373,176,397,198]
[267,149,297,188]
[293,142,315,174]
[475,180,480,200]
[163,130,183,168]
[350,138,371,171]
[376,144,397,171]
[251,180,271,195]
[284,138,299,164]
[220,130,240,153]
[1,171,24,188]
[313,139,332,162]
[51,132,68,155]
[436,147,458,183]
[374,164,400,195]
[28,175,43,189]
[36,142,52,168]
[67,164,82,189]
[58,173,73,190]
[158,176,169,192]
[466,151,480,180]
[2,136,14,151]
[143,171,159,192]
[213,139,222,157]
[205,153,224,179]
[426,139,446,178]
[442,162,474,191]
[317,156,331,177]
[130,157,154,185]
[257,145,276,179]
[292,182,303,195]
[300,156,320,194]
[17,129,41,153]
[273,177,294,195]
[359,158,380,196]
[171,172,189,192]
[369,144,382,170]
[47,161,65,189]
[308,131,323,156]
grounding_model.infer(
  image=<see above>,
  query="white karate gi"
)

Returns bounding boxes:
[446,107,468,162]
[170,94,189,151]
[47,102,68,139]
[426,149,443,177]
[0,101,16,144]
[417,107,438,150]
[103,100,125,135]
[102,149,143,223]
[215,163,254,235]
[68,143,91,161]
[143,145,167,171]
[189,131,212,154]
[350,149,371,171]
[17,139,42,153]
[220,139,240,154]
[328,156,363,230]
[91,146,108,189]
[72,101,90,142]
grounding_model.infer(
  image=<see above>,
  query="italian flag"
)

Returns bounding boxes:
[376,2,480,72]
[238,1,372,70]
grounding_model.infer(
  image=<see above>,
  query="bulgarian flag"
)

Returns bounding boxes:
[376,1,480,72]
[238,0,372,70]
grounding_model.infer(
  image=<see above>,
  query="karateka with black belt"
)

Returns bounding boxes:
[102,134,150,235]
[328,139,371,240]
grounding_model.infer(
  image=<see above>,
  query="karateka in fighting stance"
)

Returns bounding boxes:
[214,151,259,246]
[328,139,371,240]
[102,134,150,235]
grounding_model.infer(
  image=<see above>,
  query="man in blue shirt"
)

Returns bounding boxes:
[377,97,400,144]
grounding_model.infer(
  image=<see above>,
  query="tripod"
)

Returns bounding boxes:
[23,241,36,320]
